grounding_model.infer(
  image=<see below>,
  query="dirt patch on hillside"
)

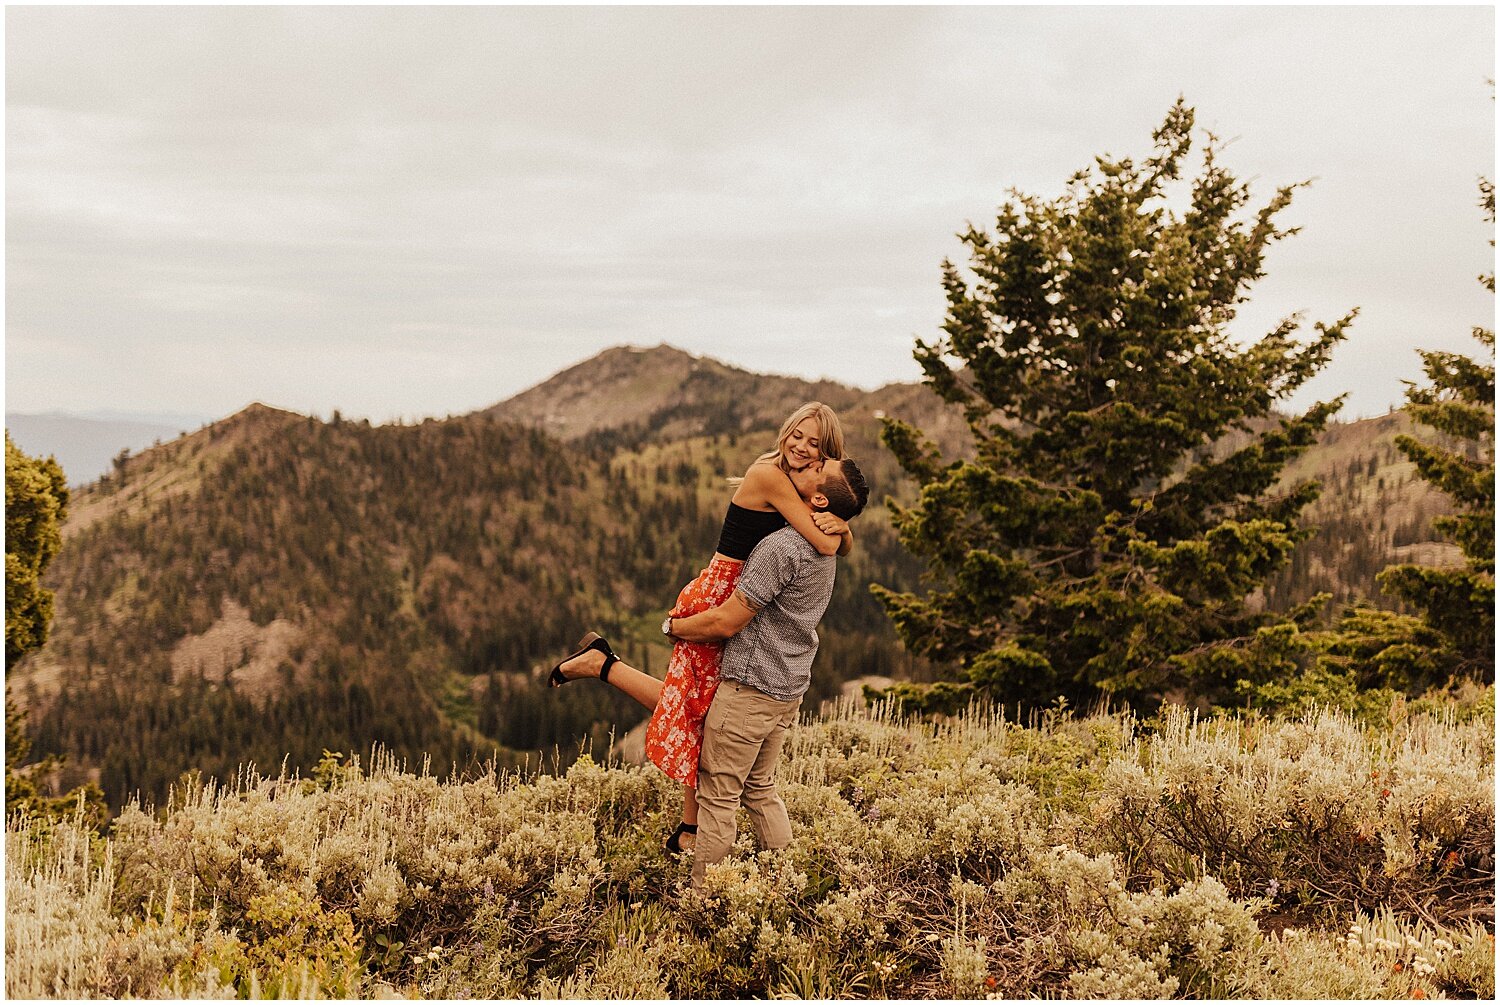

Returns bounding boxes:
[612,719,649,766]
[171,599,308,700]
[1388,541,1465,568]
[8,650,67,711]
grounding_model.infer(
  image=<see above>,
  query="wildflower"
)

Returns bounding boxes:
[1348,926,1363,936]
[985,976,998,989]
[1444,850,1461,868]
[1265,878,1280,898]
[1380,788,1392,798]
[1412,989,1426,999]
[1392,963,1403,972]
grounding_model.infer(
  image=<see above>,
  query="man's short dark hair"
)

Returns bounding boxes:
[819,457,869,520]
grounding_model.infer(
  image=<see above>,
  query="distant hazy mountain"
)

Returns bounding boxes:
[5,411,214,486]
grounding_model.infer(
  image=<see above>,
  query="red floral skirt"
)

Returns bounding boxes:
[645,558,743,788]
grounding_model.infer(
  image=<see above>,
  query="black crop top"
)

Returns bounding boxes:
[715,502,788,560]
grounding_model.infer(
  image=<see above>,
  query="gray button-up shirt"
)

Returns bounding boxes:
[718,527,837,701]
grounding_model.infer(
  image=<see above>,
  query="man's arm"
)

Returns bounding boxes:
[669,589,758,644]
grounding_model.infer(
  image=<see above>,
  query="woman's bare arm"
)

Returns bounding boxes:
[813,510,854,556]
[741,463,842,556]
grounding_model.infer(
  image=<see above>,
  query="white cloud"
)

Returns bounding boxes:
[5,5,1493,421]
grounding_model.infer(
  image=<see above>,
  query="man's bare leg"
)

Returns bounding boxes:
[554,648,663,711]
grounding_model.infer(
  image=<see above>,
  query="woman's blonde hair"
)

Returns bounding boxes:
[756,401,846,470]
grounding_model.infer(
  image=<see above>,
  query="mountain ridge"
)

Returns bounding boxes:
[11,343,1458,811]
[5,412,206,488]
[483,343,870,446]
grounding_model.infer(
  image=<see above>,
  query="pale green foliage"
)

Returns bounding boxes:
[1089,704,1493,918]
[4,805,235,999]
[940,928,990,997]
[5,698,1493,999]
[531,931,672,1000]
[1336,907,1497,999]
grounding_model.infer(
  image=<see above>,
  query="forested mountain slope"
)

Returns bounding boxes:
[1264,410,1461,609]
[11,358,936,809]
[9,346,1455,810]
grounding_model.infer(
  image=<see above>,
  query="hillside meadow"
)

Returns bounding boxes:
[7,690,1493,1000]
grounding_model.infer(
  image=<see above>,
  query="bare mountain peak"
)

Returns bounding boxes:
[605,342,697,361]
[229,401,304,421]
[483,343,865,443]
[197,402,307,443]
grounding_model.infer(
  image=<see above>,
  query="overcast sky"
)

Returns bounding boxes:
[6,4,1495,424]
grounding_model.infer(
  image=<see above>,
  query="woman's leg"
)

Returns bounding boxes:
[555,648,662,710]
[605,661,662,711]
[677,784,699,849]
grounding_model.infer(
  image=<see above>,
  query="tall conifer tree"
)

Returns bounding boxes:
[5,431,103,822]
[875,102,1352,709]
[1376,179,1495,681]
[6,431,68,671]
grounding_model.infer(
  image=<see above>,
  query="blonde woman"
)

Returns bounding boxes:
[549,403,853,853]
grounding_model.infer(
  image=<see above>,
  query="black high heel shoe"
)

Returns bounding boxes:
[547,632,618,687]
[665,822,697,856]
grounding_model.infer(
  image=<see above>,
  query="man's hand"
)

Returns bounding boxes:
[670,590,758,643]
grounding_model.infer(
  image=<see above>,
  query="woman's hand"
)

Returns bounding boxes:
[812,511,849,537]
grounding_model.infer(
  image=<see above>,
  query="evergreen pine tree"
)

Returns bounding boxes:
[6,431,69,670]
[874,101,1352,710]
[5,430,105,822]
[1375,178,1495,681]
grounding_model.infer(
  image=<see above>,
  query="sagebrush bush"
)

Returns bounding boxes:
[7,694,1493,999]
[4,803,237,999]
[1085,704,1494,923]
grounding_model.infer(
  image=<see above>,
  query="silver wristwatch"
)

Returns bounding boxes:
[661,616,673,637]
